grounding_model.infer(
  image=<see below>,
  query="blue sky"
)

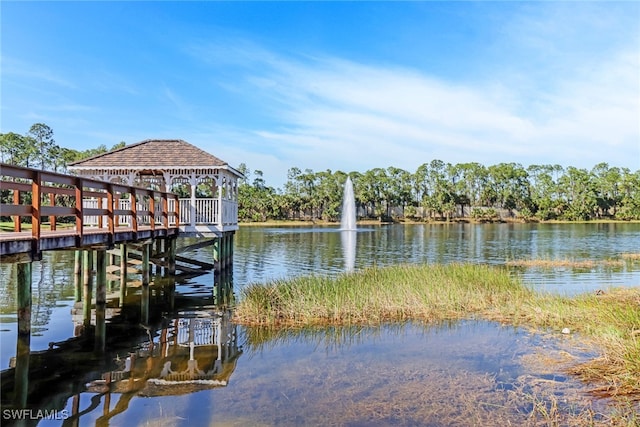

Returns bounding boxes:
[2,1,639,188]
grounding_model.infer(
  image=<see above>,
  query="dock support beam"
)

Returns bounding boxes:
[95,249,107,353]
[17,262,32,337]
[82,250,93,329]
[119,244,127,306]
[155,238,163,276]
[212,231,235,274]
[168,237,176,276]
[141,243,150,324]
[15,261,32,407]
[74,250,82,302]
[221,234,228,269]
[212,237,220,267]
[166,237,177,311]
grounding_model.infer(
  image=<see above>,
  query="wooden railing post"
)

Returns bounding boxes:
[75,178,84,245]
[114,193,120,227]
[130,190,138,232]
[107,184,114,239]
[13,189,21,232]
[162,193,169,229]
[31,171,41,256]
[97,196,103,229]
[49,193,57,231]
[149,193,155,231]
[173,196,180,228]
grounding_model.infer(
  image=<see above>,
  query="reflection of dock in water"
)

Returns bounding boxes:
[88,310,242,400]
[0,272,240,426]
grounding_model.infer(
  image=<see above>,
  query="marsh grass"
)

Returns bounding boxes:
[236,264,533,326]
[506,258,625,268]
[235,263,640,402]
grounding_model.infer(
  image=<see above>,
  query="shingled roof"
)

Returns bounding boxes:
[68,139,228,169]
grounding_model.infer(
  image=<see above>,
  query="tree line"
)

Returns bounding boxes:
[0,123,125,172]
[238,161,640,222]
[2,123,639,222]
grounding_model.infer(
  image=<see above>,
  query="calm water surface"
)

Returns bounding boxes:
[1,223,639,425]
[234,222,640,294]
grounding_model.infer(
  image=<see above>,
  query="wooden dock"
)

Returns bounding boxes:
[0,163,180,261]
[1,164,235,381]
[1,152,240,414]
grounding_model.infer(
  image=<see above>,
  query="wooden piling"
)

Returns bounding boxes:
[14,333,30,408]
[214,268,234,306]
[226,233,231,267]
[213,269,219,302]
[213,236,220,269]
[166,237,177,311]
[103,372,112,416]
[119,244,127,306]
[141,243,150,324]
[155,238,163,276]
[17,262,32,336]
[74,250,82,302]
[15,261,32,407]
[83,250,93,328]
[71,394,80,427]
[221,233,227,268]
[95,249,107,352]
[168,237,176,275]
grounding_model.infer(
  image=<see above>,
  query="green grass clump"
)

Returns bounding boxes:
[235,263,532,326]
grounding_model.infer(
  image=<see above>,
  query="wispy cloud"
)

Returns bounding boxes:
[161,84,195,122]
[1,56,76,89]
[4,1,636,188]
[90,68,140,96]
[191,37,638,186]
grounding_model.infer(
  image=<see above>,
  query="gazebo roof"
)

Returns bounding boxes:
[68,139,231,170]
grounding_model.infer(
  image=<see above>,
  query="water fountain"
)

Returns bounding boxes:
[340,176,357,231]
[340,176,357,271]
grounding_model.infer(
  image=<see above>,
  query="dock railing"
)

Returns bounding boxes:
[175,198,237,226]
[0,163,180,256]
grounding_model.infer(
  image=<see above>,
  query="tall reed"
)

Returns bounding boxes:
[235,263,532,326]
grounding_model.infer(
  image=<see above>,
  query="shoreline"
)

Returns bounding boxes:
[239,218,640,227]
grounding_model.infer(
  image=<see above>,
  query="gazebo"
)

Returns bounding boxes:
[68,139,243,236]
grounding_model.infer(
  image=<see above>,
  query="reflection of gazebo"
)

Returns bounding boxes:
[68,139,243,236]
[87,310,242,400]
[146,311,241,391]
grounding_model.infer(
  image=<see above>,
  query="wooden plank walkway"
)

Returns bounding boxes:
[0,163,180,260]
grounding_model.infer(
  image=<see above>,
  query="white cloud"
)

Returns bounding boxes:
[1,56,76,89]
[213,43,637,188]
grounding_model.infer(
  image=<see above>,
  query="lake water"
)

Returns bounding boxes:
[233,222,640,294]
[1,223,639,425]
